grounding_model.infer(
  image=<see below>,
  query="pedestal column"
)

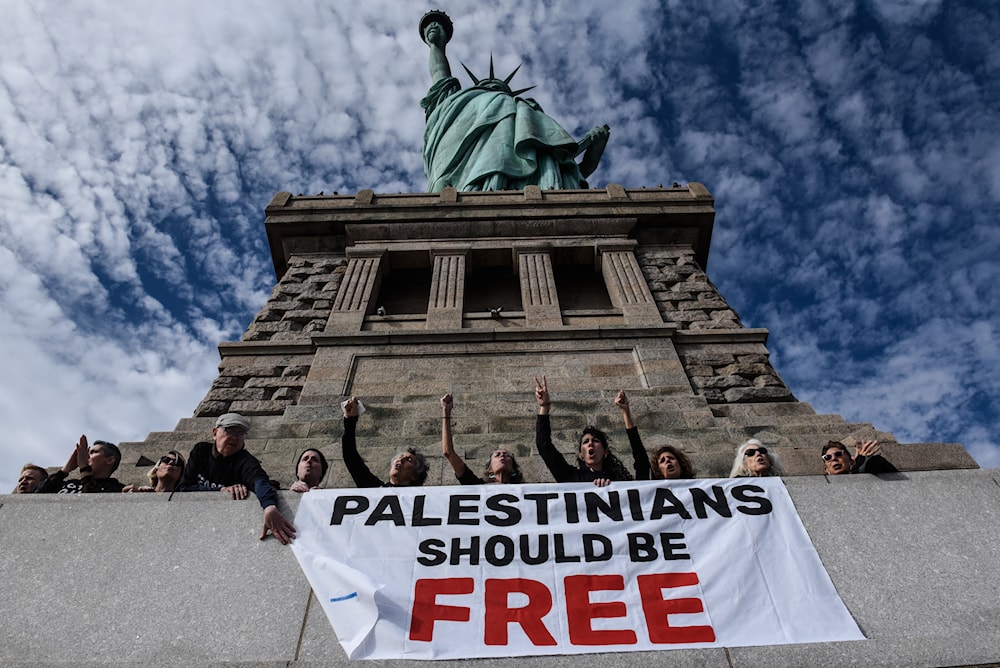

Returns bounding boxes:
[516,246,562,328]
[599,243,664,325]
[325,249,384,332]
[426,250,467,330]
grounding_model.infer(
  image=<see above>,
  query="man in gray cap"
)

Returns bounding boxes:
[178,413,296,544]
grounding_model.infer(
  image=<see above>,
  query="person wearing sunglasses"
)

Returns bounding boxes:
[729,439,784,478]
[37,435,125,493]
[441,394,525,485]
[822,439,898,475]
[123,451,186,493]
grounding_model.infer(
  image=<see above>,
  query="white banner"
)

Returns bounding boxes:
[291,479,862,660]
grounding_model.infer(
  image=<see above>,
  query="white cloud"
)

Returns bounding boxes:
[869,0,943,26]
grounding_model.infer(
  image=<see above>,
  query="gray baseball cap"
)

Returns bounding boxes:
[215,413,251,432]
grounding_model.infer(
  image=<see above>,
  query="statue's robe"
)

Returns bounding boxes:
[421,76,585,192]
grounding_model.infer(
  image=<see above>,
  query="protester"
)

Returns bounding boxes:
[289,448,328,492]
[178,413,296,544]
[15,464,48,494]
[342,397,428,487]
[729,438,784,478]
[441,394,523,484]
[822,439,898,475]
[534,377,644,487]
[649,445,695,480]
[37,436,125,493]
[123,450,186,493]
[611,387,693,480]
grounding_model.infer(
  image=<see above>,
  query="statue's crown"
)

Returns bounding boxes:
[462,56,535,98]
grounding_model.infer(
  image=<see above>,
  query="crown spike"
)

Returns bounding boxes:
[460,62,482,85]
[489,54,496,80]
[510,86,536,97]
[503,63,522,85]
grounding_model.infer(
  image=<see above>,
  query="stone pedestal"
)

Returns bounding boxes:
[117,185,976,489]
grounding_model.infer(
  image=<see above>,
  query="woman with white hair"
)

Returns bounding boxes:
[728,439,784,478]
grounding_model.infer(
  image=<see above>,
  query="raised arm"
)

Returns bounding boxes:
[535,376,550,416]
[615,389,634,430]
[852,439,899,474]
[535,376,575,482]
[424,21,451,83]
[440,393,468,479]
[341,397,384,488]
[616,389,651,480]
[577,125,610,178]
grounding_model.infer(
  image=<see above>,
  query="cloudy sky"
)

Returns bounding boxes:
[1,0,997,491]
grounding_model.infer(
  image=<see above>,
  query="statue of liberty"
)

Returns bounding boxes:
[419,11,610,193]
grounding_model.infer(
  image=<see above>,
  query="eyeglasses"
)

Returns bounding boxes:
[219,426,247,436]
[744,447,768,457]
[822,450,847,461]
[159,456,181,466]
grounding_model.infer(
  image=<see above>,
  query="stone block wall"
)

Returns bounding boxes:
[677,345,795,404]
[194,354,315,417]
[115,186,976,492]
[243,255,347,343]
[636,248,743,330]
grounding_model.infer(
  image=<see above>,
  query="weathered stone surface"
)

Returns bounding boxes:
[665,310,710,322]
[679,352,736,366]
[211,376,245,388]
[220,365,286,378]
[692,375,751,389]
[270,330,313,340]
[203,387,267,402]
[245,377,305,389]
[240,255,347,344]
[723,386,795,403]
[193,400,229,416]
[245,321,297,334]
[719,362,775,378]
[230,400,290,414]
[753,374,785,387]
[737,354,769,365]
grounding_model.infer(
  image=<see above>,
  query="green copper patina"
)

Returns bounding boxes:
[419,10,609,192]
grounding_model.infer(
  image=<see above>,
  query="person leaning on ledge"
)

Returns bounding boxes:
[37,436,124,494]
[16,463,49,494]
[123,450,185,493]
[822,439,898,475]
[177,413,296,544]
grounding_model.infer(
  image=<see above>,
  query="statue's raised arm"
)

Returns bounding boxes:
[420,11,452,83]
[418,10,609,193]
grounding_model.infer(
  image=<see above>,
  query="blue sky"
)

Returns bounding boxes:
[1,0,997,491]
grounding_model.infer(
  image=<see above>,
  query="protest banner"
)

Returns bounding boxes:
[291,479,863,660]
